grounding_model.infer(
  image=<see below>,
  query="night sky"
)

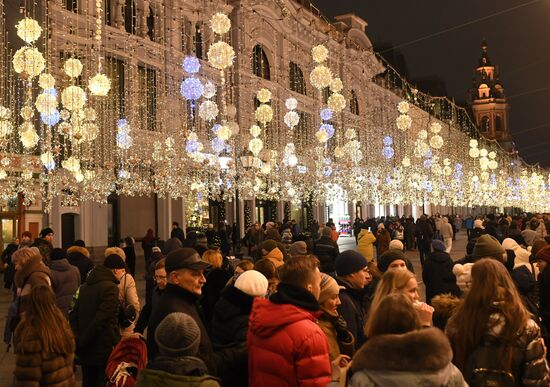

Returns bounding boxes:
[315,0,550,167]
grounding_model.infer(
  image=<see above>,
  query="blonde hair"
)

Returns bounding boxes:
[202,249,223,269]
[12,247,40,268]
[104,247,126,261]
[365,293,421,338]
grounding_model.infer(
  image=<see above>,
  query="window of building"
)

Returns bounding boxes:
[350,90,359,115]
[138,66,157,131]
[124,0,136,35]
[65,0,78,12]
[147,6,155,41]
[289,62,306,95]
[194,24,203,59]
[252,45,270,80]
[495,115,502,132]
[322,87,330,104]
[480,116,490,132]
[104,57,126,116]
[105,0,114,26]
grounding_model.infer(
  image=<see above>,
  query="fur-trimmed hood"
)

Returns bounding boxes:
[67,245,90,258]
[350,328,467,387]
[352,328,452,372]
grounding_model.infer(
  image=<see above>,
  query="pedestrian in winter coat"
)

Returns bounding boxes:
[502,237,535,274]
[317,273,354,361]
[142,228,156,263]
[312,227,340,274]
[2,241,18,290]
[422,240,460,305]
[14,286,75,386]
[248,255,334,387]
[136,313,220,387]
[136,258,167,334]
[446,259,550,385]
[356,227,376,262]
[69,258,122,387]
[67,244,93,284]
[335,251,370,349]
[260,241,285,268]
[415,216,434,266]
[440,217,454,253]
[535,246,550,343]
[147,248,245,376]
[375,224,391,259]
[200,250,234,324]
[123,236,137,277]
[210,270,268,386]
[351,293,466,387]
[49,248,81,316]
[170,222,186,244]
[13,248,51,312]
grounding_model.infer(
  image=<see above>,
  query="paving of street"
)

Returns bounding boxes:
[0,230,468,384]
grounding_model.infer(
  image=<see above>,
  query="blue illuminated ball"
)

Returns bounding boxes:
[40,109,60,126]
[182,56,201,73]
[180,78,204,100]
[320,108,333,121]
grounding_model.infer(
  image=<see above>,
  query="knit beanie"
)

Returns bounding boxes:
[235,270,269,297]
[472,234,505,261]
[536,245,550,264]
[39,227,54,238]
[290,241,307,256]
[335,250,367,277]
[453,263,473,293]
[50,248,67,261]
[377,249,407,273]
[431,240,446,252]
[104,246,126,261]
[389,239,404,250]
[532,240,548,257]
[473,219,484,229]
[155,313,201,357]
[103,254,126,269]
[318,273,344,305]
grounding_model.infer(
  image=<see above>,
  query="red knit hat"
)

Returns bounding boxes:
[535,245,550,264]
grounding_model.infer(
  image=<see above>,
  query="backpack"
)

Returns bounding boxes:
[465,343,517,387]
[105,336,147,387]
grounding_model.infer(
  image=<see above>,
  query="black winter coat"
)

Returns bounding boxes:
[422,251,460,304]
[67,246,94,284]
[147,284,246,376]
[538,267,550,339]
[69,265,120,366]
[50,258,81,316]
[336,277,367,349]
[312,236,339,273]
[209,285,253,387]
[201,268,233,324]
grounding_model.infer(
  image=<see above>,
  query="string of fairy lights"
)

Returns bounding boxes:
[0,0,549,215]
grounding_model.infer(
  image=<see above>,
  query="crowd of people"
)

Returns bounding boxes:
[1,213,550,386]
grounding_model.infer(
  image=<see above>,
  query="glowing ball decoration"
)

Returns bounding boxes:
[199,100,219,121]
[255,104,273,124]
[396,114,412,131]
[20,127,39,149]
[0,107,10,120]
[429,135,444,149]
[210,13,231,34]
[39,73,55,89]
[41,110,61,126]
[469,147,480,158]
[402,156,411,167]
[383,136,393,146]
[469,139,478,148]
[310,65,332,89]
[216,125,231,141]
[287,154,298,167]
[320,123,335,138]
[315,129,329,143]
[61,86,87,111]
[211,137,226,153]
[328,93,346,113]
[257,88,271,103]
[62,156,80,173]
[180,77,204,100]
[311,45,329,63]
[330,78,343,93]
[430,122,442,133]
[207,41,235,70]
[397,101,410,114]
[345,128,357,140]
[40,152,56,171]
[16,18,42,44]
[249,124,261,137]
[64,58,83,78]
[203,81,217,99]
[284,111,300,128]
[285,98,298,110]
[418,130,428,140]
[35,93,57,115]
[12,47,45,78]
[88,73,111,96]
[479,148,488,157]
[182,56,201,73]
[382,146,394,159]
[248,138,264,156]
[320,108,333,121]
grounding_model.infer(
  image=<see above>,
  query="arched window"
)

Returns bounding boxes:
[289,62,306,95]
[147,6,155,41]
[350,90,359,115]
[480,116,490,132]
[252,45,270,80]
[495,115,502,131]
[194,24,203,59]
[124,0,136,35]
[65,0,78,12]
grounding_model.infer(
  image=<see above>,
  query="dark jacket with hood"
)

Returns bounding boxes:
[350,328,466,387]
[136,356,219,387]
[147,283,245,376]
[69,265,120,366]
[200,267,233,324]
[422,250,460,304]
[50,258,81,316]
[336,276,367,349]
[312,235,339,273]
[67,246,94,284]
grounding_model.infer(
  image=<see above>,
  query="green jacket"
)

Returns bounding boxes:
[136,356,220,387]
